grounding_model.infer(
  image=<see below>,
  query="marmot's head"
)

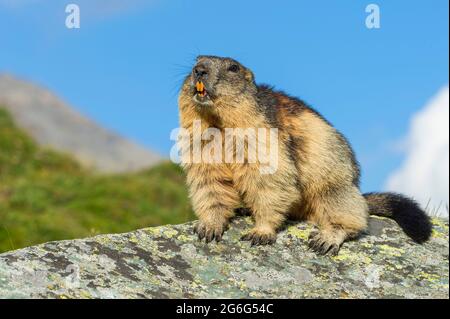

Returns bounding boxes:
[180,55,256,108]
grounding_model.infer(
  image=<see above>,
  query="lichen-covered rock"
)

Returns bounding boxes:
[0,217,448,299]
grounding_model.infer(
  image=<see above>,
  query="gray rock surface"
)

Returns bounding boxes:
[0,74,161,173]
[0,216,448,299]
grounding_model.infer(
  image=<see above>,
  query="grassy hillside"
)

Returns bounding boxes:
[0,107,194,253]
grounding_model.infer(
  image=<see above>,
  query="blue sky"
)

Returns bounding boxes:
[0,0,448,193]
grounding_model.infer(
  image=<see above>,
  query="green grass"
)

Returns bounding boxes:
[0,108,195,253]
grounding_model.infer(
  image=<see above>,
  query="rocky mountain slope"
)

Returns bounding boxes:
[0,74,161,173]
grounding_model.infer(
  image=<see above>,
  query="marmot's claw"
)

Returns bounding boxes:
[308,232,341,256]
[328,245,340,256]
[241,230,276,246]
[205,231,213,243]
[193,222,225,243]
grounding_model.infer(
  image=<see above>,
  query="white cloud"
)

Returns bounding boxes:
[385,86,449,218]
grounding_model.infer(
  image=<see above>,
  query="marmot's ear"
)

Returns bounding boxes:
[244,69,255,83]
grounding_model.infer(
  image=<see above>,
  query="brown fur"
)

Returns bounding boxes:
[178,56,371,254]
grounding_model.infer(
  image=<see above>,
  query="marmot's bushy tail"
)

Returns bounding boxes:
[363,192,432,243]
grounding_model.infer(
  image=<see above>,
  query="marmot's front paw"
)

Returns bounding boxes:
[307,229,342,256]
[193,220,227,243]
[241,228,276,246]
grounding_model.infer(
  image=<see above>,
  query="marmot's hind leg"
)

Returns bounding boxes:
[307,186,368,255]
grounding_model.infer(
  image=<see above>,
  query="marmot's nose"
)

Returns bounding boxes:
[193,64,208,80]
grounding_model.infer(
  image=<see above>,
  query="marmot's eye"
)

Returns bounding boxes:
[228,64,240,73]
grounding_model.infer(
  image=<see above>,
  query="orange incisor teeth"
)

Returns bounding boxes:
[196,81,204,93]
